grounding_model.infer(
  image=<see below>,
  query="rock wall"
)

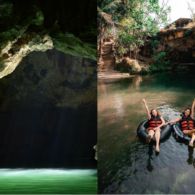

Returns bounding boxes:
[158,28,195,63]
[140,24,195,66]
[0,49,97,168]
[2,0,96,43]
[98,40,115,72]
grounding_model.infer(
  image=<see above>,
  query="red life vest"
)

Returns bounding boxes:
[148,116,162,130]
[180,115,194,130]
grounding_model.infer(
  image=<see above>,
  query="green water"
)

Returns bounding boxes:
[0,169,97,194]
[98,72,195,194]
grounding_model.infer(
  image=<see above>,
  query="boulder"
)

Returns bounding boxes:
[121,57,142,73]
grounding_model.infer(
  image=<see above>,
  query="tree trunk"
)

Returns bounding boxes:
[129,49,131,58]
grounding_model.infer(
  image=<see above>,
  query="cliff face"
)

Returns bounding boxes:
[1,0,96,43]
[0,49,96,108]
[140,19,195,66]
[0,0,96,168]
[157,27,195,63]
[0,0,96,62]
[0,49,97,168]
[0,34,53,78]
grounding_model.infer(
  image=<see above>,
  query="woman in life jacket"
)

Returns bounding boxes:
[169,99,195,147]
[142,99,165,153]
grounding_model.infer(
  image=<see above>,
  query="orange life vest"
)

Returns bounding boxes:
[148,116,162,130]
[180,116,194,130]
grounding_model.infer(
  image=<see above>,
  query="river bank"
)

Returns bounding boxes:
[98,60,195,81]
[99,18,195,76]
[98,71,132,82]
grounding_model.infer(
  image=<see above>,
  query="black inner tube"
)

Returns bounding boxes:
[137,120,172,142]
[173,123,191,142]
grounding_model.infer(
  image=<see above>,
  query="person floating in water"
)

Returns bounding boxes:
[168,99,195,147]
[142,98,165,153]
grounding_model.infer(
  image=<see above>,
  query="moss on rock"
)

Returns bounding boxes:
[116,57,142,74]
[51,33,96,60]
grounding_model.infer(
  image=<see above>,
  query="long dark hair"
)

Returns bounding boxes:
[181,107,191,117]
[150,109,161,118]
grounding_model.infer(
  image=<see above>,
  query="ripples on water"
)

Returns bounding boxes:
[98,72,195,194]
[0,169,97,193]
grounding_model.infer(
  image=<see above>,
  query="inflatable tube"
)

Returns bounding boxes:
[173,123,191,142]
[137,120,172,142]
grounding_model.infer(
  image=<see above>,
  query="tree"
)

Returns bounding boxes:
[97,0,120,64]
[116,0,170,58]
[97,0,170,61]
[188,0,195,21]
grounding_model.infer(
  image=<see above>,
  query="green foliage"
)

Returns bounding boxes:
[184,29,193,37]
[0,28,20,40]
[151,39,160,52]
[0,2,13,19]
[98,0,170,57]
[150,51,170,72]
[31,10,44,26]
[0,27,23,50]
[116,0,170,56]
[0,2,96,61]
[52,33,96,60]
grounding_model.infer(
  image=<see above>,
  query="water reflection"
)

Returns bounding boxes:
[147,143,154,172]
[0,169,97,194]
[187,146,195,168]
[131,75,143,89]
[98,72,195,194]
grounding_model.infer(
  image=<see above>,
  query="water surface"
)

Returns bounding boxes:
[0,168,97,194]
[98,72,195,194]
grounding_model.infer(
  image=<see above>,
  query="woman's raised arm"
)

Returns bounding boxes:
[142,98,151,119]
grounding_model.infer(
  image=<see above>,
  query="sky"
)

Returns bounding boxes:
[159,0,195,22]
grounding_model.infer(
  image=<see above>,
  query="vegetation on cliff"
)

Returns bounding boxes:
[0,0,96,71]
[98,0,171,73]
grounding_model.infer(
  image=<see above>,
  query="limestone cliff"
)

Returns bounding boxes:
[141,18,195,66]
[0,48,97,168]
[0,49,96,109]
[0,0,96,168]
